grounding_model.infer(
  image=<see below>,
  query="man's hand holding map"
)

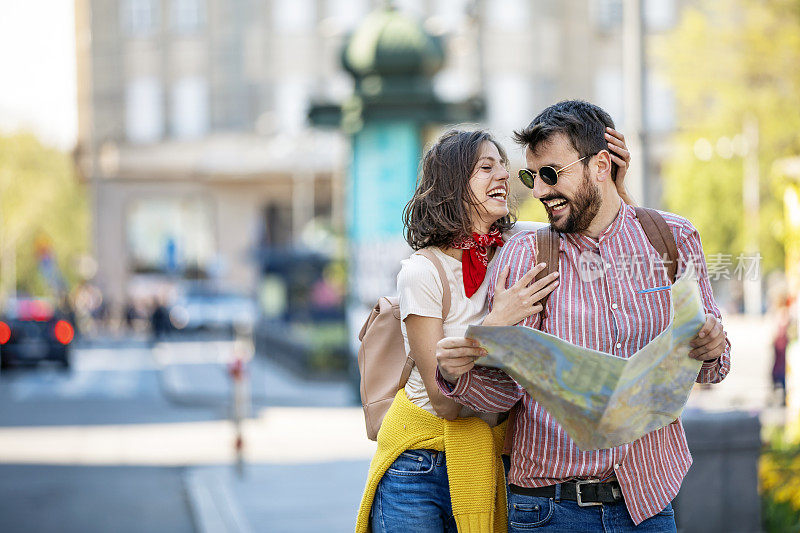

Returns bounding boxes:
[466,262,706,450]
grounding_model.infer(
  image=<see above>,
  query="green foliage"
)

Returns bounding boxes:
[656,0,800,273]
[760,430,800,531]
[0,133,89,296]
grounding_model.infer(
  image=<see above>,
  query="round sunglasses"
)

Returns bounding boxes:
[518,155,591,189]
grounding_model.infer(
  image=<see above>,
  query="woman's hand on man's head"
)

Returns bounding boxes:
[605,127,634,205]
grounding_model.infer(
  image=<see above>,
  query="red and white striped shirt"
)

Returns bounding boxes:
[437,201,731,525]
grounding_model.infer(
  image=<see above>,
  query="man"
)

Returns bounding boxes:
[436,100,730,532]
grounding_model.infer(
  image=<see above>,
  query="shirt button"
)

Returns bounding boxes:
[615,343,622,349]
[611,303,618,310]
[614,463,620,469]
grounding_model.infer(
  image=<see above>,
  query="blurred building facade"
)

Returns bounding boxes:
[74,0,681,311]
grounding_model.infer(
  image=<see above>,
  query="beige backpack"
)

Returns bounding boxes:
[357,248,451,441]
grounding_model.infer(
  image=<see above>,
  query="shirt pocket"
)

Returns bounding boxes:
[632,286,672,334]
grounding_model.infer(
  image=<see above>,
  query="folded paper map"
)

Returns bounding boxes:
[466,262,706,450]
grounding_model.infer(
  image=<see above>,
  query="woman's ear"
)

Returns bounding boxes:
[594,150,612,182]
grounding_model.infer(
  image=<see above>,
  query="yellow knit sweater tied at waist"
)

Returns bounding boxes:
[355,389,507,533]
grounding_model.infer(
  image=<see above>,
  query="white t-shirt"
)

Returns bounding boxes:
[396,222,545,416]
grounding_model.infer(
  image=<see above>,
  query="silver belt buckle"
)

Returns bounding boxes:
[576,479,602,507]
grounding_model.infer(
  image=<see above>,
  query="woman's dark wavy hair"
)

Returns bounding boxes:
[403,129,516,251]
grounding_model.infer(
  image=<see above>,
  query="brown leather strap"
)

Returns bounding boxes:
[535,226,560,320]
[405,249,453,372]
[633,207,679,283]
[418,248,452,320]
[504,227,559,455]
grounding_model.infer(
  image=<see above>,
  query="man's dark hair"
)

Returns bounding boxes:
[512,100,618,180]
[403,129,516,250]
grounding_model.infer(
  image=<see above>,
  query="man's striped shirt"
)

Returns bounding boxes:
[437,201,730,524]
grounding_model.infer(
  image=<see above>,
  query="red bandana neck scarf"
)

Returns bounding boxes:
[451,228,504,297]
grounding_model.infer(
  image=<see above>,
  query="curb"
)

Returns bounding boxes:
[184,468,253,533]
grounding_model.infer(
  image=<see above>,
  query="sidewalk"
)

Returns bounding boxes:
[686,313,785,426]
[185,460,370,533]
[180,405,376,532]
[179,313,779,532]
[159,341,374,531]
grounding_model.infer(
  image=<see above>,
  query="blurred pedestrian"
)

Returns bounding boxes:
[356,124,633,532]
[149,296,171,341]
[436,101,730,532]
[772,298,792,405]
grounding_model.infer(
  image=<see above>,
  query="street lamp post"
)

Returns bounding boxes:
[742,115,761,316]
[623,0,648,206]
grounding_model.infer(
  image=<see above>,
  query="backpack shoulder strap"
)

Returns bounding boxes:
[534,226,560,319]
[633,207,679,283]
[417,248,452,320]
[503,226,559,456]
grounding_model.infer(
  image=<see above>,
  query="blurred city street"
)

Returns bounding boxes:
[2,0,800,530]
[0,333,373,532]
[0,311,779,532]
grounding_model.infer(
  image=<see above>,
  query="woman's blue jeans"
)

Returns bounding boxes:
[370,449,456,533]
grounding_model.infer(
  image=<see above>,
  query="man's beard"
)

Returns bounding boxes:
[545,169,602,233]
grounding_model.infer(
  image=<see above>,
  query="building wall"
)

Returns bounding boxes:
[76,0,681,310]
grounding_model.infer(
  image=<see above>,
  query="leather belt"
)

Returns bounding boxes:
[509,480,624,507]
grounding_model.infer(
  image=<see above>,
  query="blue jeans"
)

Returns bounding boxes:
[507,489,676,532]
[370,449,457,533]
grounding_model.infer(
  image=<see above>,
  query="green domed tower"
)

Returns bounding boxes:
[309,5,484,339]
[342,8,444,101]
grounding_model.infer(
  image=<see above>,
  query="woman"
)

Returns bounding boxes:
[356,128,632,533]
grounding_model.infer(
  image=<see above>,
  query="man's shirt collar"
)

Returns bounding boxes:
[563,199,629,250]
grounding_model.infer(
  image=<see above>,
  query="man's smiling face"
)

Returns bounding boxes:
[524,133,602,234]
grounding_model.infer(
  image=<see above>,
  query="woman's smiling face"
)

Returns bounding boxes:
[468,141,510,234]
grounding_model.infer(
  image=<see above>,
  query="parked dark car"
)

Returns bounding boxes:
[0,298,74,369]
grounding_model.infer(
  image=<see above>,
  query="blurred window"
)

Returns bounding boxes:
[647,72,674,132]
[262,203,293,247]
[314,180,333,221]
[593,0,623,31]
[594,69,624,126]
[536,22,561,76]
[487,74,533,134]
[126,77,165,143]
[122,0,160,37]
[127,198,215,275]
[487,0,529,31]
[431,0,468,33]
[434,70,472,102]
[323,0,367,32]
[170,77,209,139]
[394,0,425,18]
[644,0,675,31]
[272,0,315,33]
[171,0,205,34]
[275,78,308,133]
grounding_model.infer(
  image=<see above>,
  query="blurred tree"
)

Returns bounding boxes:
[655,0,800,273]
[0,134,89,298]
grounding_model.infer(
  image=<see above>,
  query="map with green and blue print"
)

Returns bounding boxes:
[466,262,706,450]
